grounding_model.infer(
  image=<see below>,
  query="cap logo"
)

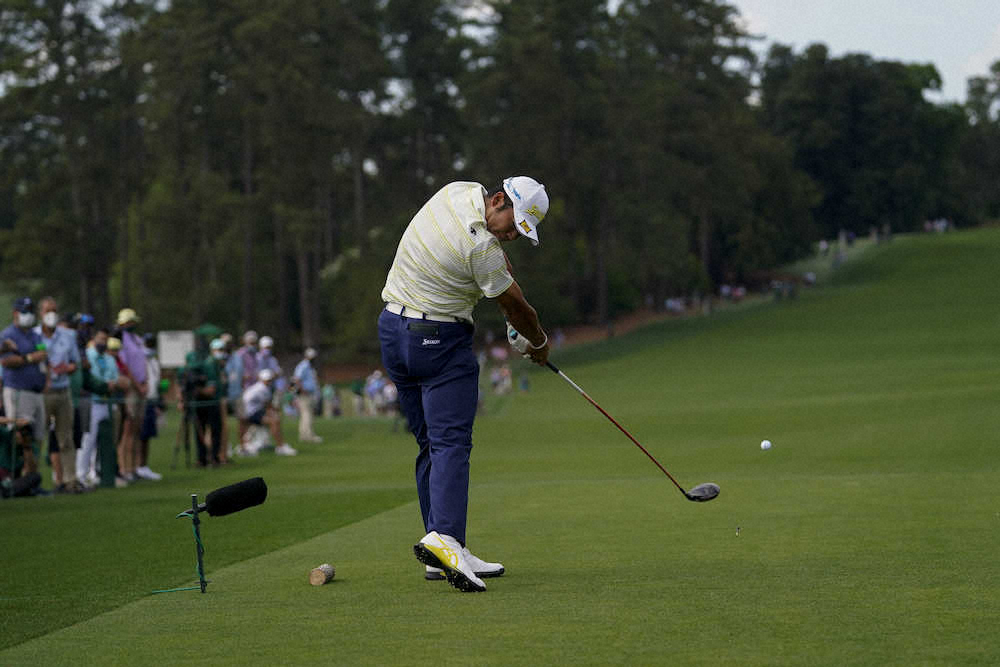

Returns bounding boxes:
[525,204,545,221]
[519,220,532,234]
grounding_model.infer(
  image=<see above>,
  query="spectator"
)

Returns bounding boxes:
[223,332,244,453]
[73,313,95,355]
[136,333,163,481]
[349,378,364,416]
[36,297,82,493]
[234,330,259,452]
[211,336,233,463]
[236,330,260,389]
[106,336,134,483]
[321,383,340,418]
[292,347,322,443]
[115,308,148,483]
[205,337,230,463]
[79,329,128,487]
[241,369,297,456]
[257,336,281,377]
[182,335,224,467]
[0,297,48,480]
[365,369,386,415]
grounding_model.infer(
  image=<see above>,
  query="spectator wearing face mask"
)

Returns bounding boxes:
[35,297,82,493]
[256,336,281,377]
[207,338,230,464]
[78,329,128,487]
[180,334,225,467]
[208,337,234,463]
[0,297,48,479]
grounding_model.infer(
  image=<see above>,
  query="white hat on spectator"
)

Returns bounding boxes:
[258,369,275,382]
[259,336,274,349]
[210,338,226,351]
[305,347,317,360]
[243,330,258,344]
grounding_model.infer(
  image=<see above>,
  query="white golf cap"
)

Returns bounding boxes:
[259,335,274,348]
[259,369,275,382]
[502,176,548,246]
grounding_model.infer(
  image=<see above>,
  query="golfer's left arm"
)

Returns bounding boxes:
[495,281,549,365]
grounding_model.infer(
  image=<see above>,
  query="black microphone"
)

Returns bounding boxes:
[181,477,268,517]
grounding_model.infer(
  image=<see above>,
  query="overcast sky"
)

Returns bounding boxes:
[730,0,1000,102]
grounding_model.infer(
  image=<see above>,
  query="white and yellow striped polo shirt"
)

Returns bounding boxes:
[381,182,514,322]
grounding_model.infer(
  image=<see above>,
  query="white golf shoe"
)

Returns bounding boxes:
[275,443,298,456]
[425,547,504,580]
[413,531,486,592]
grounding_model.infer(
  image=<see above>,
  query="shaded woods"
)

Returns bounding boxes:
[2,1,998,359]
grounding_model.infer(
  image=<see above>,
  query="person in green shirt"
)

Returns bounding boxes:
[181,333,224,467]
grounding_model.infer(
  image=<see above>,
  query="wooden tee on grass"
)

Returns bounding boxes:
[310,564,335,586]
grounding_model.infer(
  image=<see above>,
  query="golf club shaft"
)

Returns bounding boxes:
[545,362,688,496]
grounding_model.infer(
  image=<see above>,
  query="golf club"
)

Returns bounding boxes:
[546,362,719,503]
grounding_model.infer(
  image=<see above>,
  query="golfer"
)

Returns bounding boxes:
[379,177,550,592]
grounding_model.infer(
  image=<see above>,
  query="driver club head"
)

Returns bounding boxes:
[684,483,720,502]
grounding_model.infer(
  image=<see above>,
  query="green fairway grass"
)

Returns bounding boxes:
[2,228,999,665]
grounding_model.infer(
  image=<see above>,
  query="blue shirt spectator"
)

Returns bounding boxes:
[87,345,119,403]
[1,308,46,392]
[225,352,243,401]
[256,337,281,378]
[35,324,80,391]
[293,356,319,395]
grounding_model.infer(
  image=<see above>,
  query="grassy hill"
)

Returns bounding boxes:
[2,228,998,665]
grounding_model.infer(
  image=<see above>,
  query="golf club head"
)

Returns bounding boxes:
[684,483,720,502]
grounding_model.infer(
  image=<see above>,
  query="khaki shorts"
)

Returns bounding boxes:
[123,390,145,421]
[2,387,47,442]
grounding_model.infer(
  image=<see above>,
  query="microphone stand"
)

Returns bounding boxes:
[191,493,208,593]
[152,493,210,594]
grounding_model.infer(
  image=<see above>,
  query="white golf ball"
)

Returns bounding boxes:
[760,439,772,451]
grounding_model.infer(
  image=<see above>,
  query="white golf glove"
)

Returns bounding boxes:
[506,322,547,357]
[507,322,531,355]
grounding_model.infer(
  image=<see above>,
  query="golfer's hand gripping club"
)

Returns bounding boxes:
[507,322,549,363]
[506,322,531,355]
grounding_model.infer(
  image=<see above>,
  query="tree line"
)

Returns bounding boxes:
[2,0,998,360]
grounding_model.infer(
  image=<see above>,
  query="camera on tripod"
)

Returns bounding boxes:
[180,366,209,403]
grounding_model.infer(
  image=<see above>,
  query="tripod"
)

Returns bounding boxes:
[171,400,197,469]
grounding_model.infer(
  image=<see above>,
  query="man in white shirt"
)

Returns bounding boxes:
[379,177,551,593]
[241,369,296,456]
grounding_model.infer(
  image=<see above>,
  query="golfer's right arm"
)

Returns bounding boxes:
[496,281,549,364]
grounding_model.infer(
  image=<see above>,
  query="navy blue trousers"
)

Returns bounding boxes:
[378,309,479,545]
